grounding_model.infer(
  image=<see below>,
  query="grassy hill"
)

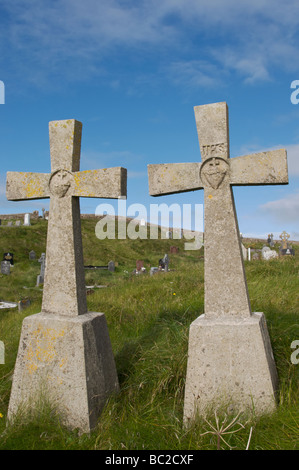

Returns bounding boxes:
[0,218,298,450]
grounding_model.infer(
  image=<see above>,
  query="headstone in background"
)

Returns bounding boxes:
[7,221,13,227]
[24,213,31,226]
[0,341,4,364]
[263,250,278,260]
[3,252,14,265]
[15,220,21,227]
[29,250,36,260]
[36,253,46,286]
[18,299,31,312]
[261,246,271,258]
[108,260,115,272]
[241,243,247,260]
[1,260,11,275]
[279,231,295,256]
[0,301,17,309]
[279,231,289,250]
[136,260,144,272]
[270,233,275,248]
[150,267,158,276]
[163,253,169,272]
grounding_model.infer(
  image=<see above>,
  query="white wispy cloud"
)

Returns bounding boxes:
[259,191,299,224]
[2,0,299,87]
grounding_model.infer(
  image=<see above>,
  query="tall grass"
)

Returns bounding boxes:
[0,220,298,449]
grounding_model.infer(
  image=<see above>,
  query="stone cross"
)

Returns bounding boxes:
[279,231,290,249]
[148,102,288,421]
[6,119,127,432]
[7,119,127,317]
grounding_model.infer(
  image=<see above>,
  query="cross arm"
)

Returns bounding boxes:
[148,162,203,196]
[73,167,127,199]
[6,171,50,201]
[230,149,288,186]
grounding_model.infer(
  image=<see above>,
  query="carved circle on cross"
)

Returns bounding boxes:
[49,169,74,198]
[200,156,229,190]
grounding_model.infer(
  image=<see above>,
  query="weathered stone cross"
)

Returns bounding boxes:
[6,119,126,432]
[7,119,127,316]
[148,102,288,421]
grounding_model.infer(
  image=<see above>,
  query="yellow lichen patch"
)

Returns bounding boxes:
[25,326,66,375]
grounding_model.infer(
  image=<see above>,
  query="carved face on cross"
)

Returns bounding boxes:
[6,119,127,317]
[148,102,288,318]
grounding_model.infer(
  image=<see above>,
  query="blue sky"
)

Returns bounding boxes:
[0,0,299,241]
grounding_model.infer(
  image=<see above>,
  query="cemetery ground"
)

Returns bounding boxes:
[0,218,298,450]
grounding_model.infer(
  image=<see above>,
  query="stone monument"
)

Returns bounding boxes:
[279,231,294,256]
[148,102,288,422]
[24,213,31,226]
[6,119,127,433]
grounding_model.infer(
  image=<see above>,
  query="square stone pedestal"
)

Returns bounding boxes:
[183,313,278,425]
[8,312,119,433]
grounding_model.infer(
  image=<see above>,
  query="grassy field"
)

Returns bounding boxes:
[0,218,298,450]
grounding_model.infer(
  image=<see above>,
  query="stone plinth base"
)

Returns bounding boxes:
[8,311,119,433]
[183,313,278,425]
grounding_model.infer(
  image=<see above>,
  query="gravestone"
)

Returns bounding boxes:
[24,213,31,226]
[241,243,247,260]
[1,260,10,275]
[263,250,278,260]
[7,221,13,227]
[108,260,115,272]
[3,253,14,265]
[6,119,127,433]
[150,267,158,276]
[136,260,144,272]
[0,301,17,309]
[29,250,36,260]
[261,246,271,257]
[0,341,4,364]
[36,253,46,286]
[268,233,274,248]
[163,253,169,272]
[15,220,21,227]
[148,101,288,422]
[18,298,31,312]
[279,231,294,256]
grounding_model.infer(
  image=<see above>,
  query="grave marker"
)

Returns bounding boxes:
[29,250,36,260]
[6,119,127,432]
[148,102,288,421]
[3,252,14,265]
[136,260,144,272]
[1,260,10,275]
[36,253,46,286]
[108,260,115,272]
[24,213,31,226]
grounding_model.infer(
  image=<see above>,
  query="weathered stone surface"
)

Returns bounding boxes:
[183,313,278,423]
[7,312,119,433]
[7,119,126,432]
[148,102,288,419]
